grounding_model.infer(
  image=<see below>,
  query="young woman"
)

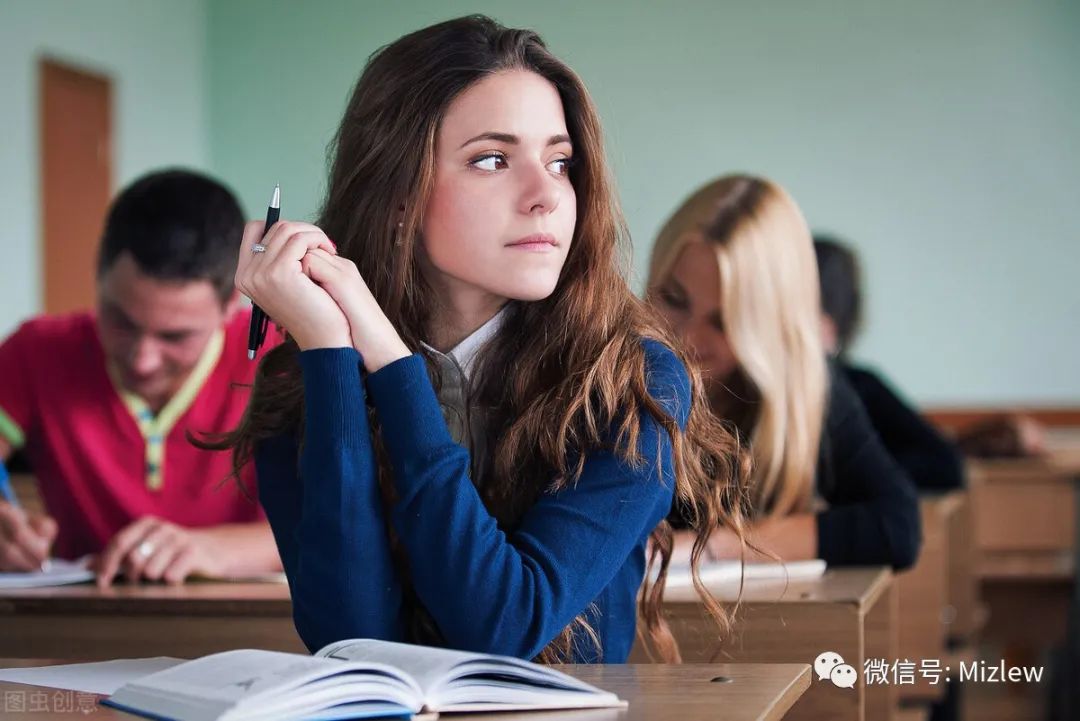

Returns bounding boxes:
[213,16,745,664]
[813,235,964,490]
[648,175,921,570]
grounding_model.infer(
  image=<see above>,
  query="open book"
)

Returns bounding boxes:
[103,639,625,721]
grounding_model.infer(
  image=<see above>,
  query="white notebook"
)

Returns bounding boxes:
[664,559,827,588]
[0,557,94,589]
[103,639,625,721]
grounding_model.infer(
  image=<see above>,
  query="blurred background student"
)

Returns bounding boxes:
[0,169,281,585]
[814,235,1047,464]
[814,235,965,490]
[648,174,921,571]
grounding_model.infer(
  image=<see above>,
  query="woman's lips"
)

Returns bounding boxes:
[506,233,558,252]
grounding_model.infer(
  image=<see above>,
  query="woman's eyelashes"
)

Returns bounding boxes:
[549,156,574,175]
[470,152,508,171]
[468,151,574,175]
[657,286,724,331]
[657,286,688,310]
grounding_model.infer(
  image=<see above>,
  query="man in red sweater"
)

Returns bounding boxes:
[0,169,280,585]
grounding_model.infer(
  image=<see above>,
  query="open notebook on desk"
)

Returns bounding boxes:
[663,559,827,589]
[0,557,94,588]
[0,564,288,589]
[103,639,625,721]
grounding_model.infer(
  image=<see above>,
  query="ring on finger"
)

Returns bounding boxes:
[137,541,156,559]
[251,242,268,254]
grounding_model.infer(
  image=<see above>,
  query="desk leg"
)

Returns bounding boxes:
[865,580,899,721]
[898,501,949,703]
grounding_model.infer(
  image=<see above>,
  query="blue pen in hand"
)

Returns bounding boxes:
[0,462,16,506]
[0,463,50,572]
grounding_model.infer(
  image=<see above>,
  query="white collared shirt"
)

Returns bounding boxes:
[420,305,509,482]
[421,305,508,384]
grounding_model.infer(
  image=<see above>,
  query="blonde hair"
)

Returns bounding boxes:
[648,174,827,517]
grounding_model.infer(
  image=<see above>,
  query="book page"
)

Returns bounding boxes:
[116,651,346,703]
[108,649,421,721]
[0,658,182,694]
[316,639,619,711]
[317,639,476,692]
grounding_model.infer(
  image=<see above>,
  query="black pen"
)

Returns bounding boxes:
[247,185,280,360]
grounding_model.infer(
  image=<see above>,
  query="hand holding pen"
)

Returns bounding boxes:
[0,464,57,572]
[235,196,352,353]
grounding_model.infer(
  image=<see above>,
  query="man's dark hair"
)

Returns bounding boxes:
[813,234,862,354]
[97,169,244,302]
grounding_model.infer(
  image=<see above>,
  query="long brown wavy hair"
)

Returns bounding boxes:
[207,15,747,663]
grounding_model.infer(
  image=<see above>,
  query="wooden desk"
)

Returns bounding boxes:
[942,491,982,644]
[0,660,811,721]
[0,583,303,659]
[964,431,1080,717]
[895,494,963,703]
[968,447,1079,580]
[631,567,897,721]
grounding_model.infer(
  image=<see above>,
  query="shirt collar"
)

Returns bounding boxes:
[421,304,509,381]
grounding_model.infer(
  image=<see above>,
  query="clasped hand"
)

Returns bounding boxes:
[234,221,410,372]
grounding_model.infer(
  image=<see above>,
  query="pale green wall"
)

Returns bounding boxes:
[0,0,209,338]
[207,0,1080,405]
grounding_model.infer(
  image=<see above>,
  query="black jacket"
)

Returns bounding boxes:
[815,365,922,570]
[840,362,964,492]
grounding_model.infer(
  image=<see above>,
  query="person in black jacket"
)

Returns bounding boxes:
[814,235,964,491]
[648,175,921,570]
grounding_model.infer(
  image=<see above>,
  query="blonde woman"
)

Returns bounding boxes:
[648,174,920,569]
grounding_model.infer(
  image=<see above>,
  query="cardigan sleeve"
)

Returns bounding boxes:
[255,348,403,652]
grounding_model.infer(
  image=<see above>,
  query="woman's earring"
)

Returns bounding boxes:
[395,220,404,246]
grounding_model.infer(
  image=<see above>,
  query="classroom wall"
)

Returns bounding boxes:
[3,2,1074,405]
[0,0,209,338]
[207,0,1080,406]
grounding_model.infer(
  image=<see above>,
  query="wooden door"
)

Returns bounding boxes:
[39,59,113,314]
